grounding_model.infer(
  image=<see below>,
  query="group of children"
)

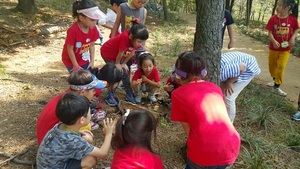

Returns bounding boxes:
[35,0,300,168]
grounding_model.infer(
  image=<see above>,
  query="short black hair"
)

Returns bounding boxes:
[129,23,149,41]
[110,0,127,6]
[56,92,90,125]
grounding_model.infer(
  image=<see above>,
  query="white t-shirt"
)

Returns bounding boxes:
[99,8,121,33]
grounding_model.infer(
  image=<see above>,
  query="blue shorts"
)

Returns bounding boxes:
[64,159,81,169]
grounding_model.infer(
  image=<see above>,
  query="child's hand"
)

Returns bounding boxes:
[87,61,94,70]
[272,40,280,49]
[141,75,149,83]
[137,78,142,84]
[116,63,123,72]
[289,38,296,48]
[102,118,116,136]
[72,65,82,72]
[121,64,129,72]
[164,83,174,92]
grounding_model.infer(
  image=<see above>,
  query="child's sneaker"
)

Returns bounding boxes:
[273,87,287,96]
[267,82,274,87]
[135,96,142,103]
[292,111,300,121]
[92,110,106,123]
[90,121,99,130]
[125,93,136,105]
[148,95,157,103]
[105,93,118,106]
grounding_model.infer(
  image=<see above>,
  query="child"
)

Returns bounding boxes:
[61,0,104,73]
[220,51,261,123]
[36,65,122,146]
[266,0,299,96]
[100,21,149,106]
[171,51,240,168]
[110,109,163,169]
[131,52,160,103]
[98,0,127,38]
[110,0,147,38]
[222,9,234,49]
[37,92,116,169]
[292,93,300,120]
[163,65,181,98]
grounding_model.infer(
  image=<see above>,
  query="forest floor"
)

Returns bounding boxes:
[0,1,300,169]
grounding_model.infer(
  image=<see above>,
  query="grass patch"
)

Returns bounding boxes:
[0,63,5,75]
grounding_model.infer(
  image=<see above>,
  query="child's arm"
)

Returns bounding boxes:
[222,63,246,96]
[227,24,234,49]
[142,8,147,24]
[142,75,160,88]
[268,31,280,49]
[289,28,298,48]
[111,6,122,38]
[88,118,116,159]
[67,44,81,71]
[88,42,96,69]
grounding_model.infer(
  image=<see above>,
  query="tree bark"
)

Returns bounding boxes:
[162,0,168,21]
[16,0,37,14]
[194,0,224,85]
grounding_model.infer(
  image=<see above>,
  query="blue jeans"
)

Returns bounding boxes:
[66,62,90,73]
[185,158,228,169]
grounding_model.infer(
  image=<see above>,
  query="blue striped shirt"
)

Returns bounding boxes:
[220,51,261,82]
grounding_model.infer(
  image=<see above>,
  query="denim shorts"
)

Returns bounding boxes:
[64,159,81,169]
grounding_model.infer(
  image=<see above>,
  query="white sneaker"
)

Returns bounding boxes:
[267,82,274,87]
[274,88,287,96]
[90,121,99,130]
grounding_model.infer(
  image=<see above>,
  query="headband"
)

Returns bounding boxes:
[69,75,106,90]
[174,67,207,78]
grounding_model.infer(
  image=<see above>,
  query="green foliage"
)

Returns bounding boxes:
[0,63,5,76]
[170,37,182,57]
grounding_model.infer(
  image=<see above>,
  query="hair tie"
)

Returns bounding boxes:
[200,68,207,77]
[122,109,130,125]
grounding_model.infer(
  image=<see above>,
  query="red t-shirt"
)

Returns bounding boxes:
[36,94,64,146]
[61,22,100,67]
[266,14,299,51]
[171,81,240,166]
[111,145,164,169]
[100,30,137,62]
[132,67,160,82]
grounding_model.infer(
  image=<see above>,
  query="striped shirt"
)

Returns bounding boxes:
[220,51,261,82]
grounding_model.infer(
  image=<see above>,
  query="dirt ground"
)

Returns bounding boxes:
[1,5,300,169]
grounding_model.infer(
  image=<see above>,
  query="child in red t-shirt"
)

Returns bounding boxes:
[171,51,240,168]
[131,52,160,103]
[111,109,163,169]
[61,0,105,73]
[100,21,149,106]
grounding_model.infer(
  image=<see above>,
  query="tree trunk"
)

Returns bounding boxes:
[194,0,224,84]
[162,0,168,21]
[16,0,37,14]
[272,0,278,16]
[245,0,253,26]
[226,0,230,10]
[229,0,235,12]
